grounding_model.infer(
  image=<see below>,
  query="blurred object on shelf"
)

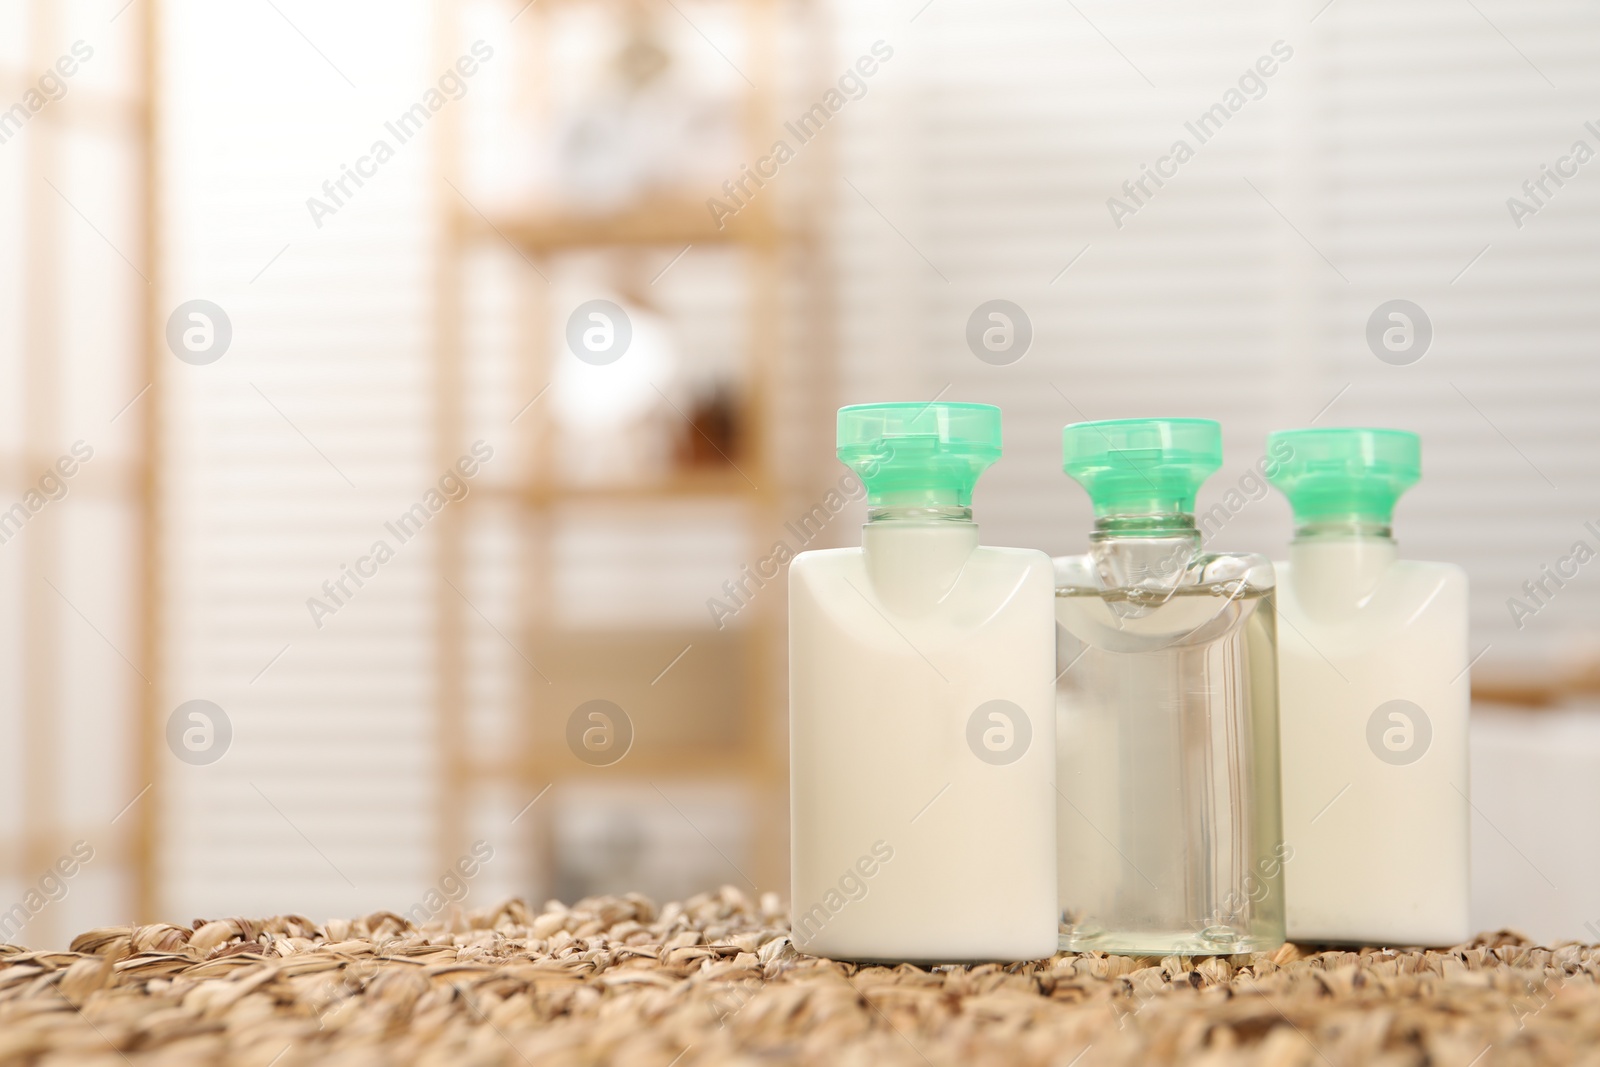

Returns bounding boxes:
[677,384,742,469]
[551,781,753,904]
[550,283,683,486]
[553,802,647,902]
[549,2,741,214]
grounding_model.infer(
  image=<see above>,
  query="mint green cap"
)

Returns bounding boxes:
[837,402,1002,507]
[1061,418,1222,516]
[1265,427,1420,524]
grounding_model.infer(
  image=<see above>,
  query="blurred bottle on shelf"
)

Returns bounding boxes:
[677,384,741,469]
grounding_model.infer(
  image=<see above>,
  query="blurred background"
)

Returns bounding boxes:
[2,0,1599,948]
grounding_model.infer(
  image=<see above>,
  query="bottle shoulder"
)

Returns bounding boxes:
[791,546,858,570]
[1275,555,1468,639]
[1051,548,1275,593]
[791,543,1052,613]
[1276,557,1466,581]
[1198,550,1275,588]
[977,544,1055,574]
[1275,556,1468,606]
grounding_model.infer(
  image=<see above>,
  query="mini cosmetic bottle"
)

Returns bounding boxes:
[1268,428,1470,946]
[1054,418,1286,956]
[789,402,1057,962]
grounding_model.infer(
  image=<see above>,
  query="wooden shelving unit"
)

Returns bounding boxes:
[435,0,832,898]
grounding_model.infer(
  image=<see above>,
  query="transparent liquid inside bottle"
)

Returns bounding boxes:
[1054,533,1285,956]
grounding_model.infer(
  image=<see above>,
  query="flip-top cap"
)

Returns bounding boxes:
[1061,418,1222,516]
[1265,427,1420,525]
[837,402,1002,507]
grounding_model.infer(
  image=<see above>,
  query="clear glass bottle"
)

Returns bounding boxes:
[1053,418,1286,956]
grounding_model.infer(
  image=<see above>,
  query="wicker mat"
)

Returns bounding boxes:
[2,889,1598,1067]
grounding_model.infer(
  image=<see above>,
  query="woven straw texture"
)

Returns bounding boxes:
[3,888,1598,1067]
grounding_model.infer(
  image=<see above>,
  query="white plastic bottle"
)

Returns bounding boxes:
[789,402,1057,962]
[1268,428,1470,946]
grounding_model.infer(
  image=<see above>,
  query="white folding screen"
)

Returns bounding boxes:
[160,0,444,921]
[0,0,150,950]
